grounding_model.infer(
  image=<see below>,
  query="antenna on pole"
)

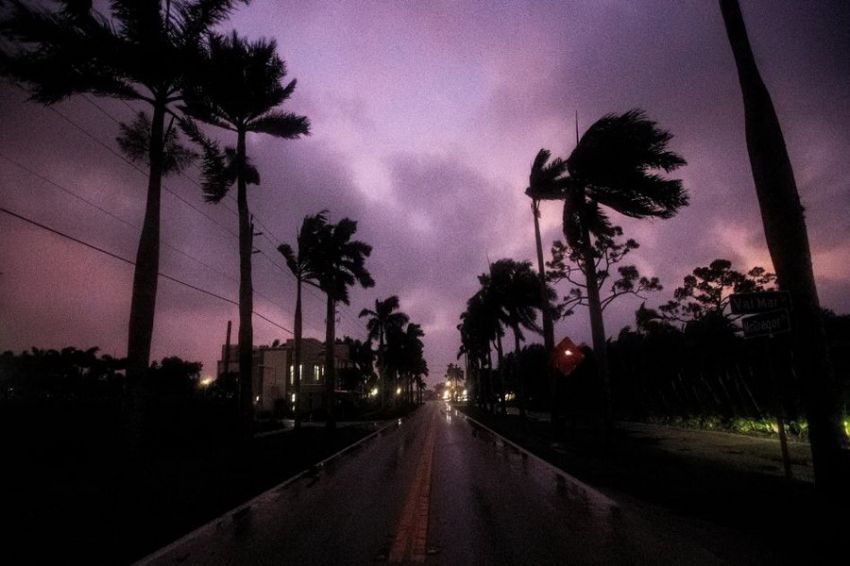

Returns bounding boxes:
[575,110,579,145]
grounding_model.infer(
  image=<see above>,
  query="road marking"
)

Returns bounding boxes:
[389,410,438,563]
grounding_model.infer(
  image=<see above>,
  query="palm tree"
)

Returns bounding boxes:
[525,149,567,353]
[526,149,569,427]
[359,296,409,406]
[720,0,847,495]
[314,217,374,429]
[462,288,503,413]
[278,211,330,430]
[480,259,552,417]
[183,31,310,432]
[542,110,688,434]
[0,0,244,382]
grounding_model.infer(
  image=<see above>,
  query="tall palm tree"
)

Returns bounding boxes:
[541,110,688,434]
[525,149,567,353]
[183,31,310,432]
[359,296,409,406]
[315,217,374,429]
[720,0,847,495]
[278,211,330,430]
[0,0,244,382]
[526,149,568,427]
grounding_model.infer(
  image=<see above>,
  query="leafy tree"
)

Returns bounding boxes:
[548,227,662,318]
[182,30,310,432]
[537,110,688,434]
[657,259,775,327]
[720,0,847,494]
[313,217,374,428]
[278,211,330,429]
[0,0,245,382]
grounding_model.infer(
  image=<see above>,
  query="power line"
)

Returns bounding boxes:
[0,152,294,319]
[0,206,293,335]
[45,103,239,239]
[17,93,362,335]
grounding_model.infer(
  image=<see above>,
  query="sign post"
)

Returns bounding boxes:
[730,291,793,479]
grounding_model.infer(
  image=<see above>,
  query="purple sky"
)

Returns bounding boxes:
[1,1,849,384]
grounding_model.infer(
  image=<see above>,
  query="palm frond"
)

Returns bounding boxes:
[248,108,310,138]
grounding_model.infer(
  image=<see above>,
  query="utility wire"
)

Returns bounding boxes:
[1,206,293,335]
[0,153,295,319]
[22,94,362,335]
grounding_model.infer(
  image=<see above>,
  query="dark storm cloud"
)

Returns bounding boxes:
[2,1,850,382]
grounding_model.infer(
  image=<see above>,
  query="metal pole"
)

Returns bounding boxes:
[765,335,793,479]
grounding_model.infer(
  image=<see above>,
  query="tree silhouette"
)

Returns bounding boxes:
[0,0,245,392]
[385,322,427,404]
[720,0,848,496]
[525,149,566,353]
[359,296,409,407]
[547,227,662,318]
[314,217,374,428]
[458,290,501,411]
[525,148,568,426]
[182,30,310,433]
[479,259,553,417]
[278,211,330,430]
[657,259,775,327]
[539,109,688,434]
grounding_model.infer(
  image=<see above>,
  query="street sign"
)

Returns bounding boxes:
[552,336,584,376]
[729,291,791,315]
[742,309,791,338]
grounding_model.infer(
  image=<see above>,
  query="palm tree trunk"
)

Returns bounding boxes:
[236,128,254,436]
[125,100,166,439]
[379,333,386,410]
[721,0,847,497]
[514,327,527,418]
[495,333,507,415]
[580,226,613,437]
[532,200,555,351]
[293,277,303,430]
[486,345,494,413]
[324,295,336,430]
[532,199,560,430]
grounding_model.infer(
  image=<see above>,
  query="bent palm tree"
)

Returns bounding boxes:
[278,211,330,430]
[359,296,409,406]
[315,218,374,429]
[545,110,688,434]
[525,149,568,425]
[0,0,244,381]
[525,149,567,353]
[720,0,847,495]
[183,31,310,432]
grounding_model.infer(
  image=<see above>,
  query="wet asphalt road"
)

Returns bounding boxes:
[138,402,724,565]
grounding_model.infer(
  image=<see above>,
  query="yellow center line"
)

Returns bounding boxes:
[389,410,438,564]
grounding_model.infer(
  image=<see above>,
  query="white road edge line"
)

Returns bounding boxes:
[460,409,620,510]
[133,419,402,566]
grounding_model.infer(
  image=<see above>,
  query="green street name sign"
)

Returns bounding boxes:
[729,291,791,315]
[742,309,791,338]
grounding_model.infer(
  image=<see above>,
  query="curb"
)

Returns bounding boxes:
[133,419,402,565]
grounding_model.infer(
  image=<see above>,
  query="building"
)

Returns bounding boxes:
[217,338,352,414]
